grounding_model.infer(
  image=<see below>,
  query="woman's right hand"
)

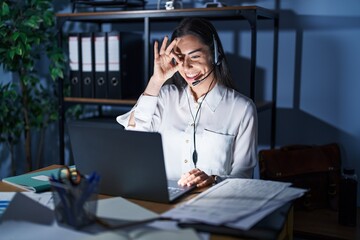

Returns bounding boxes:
[144,36,181,96]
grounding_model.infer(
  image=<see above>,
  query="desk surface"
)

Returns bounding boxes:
[0,165,292,240]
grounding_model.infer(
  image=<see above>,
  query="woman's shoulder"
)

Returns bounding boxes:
[221,85,255,107]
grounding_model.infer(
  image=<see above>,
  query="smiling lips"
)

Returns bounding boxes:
[185,72,202,81]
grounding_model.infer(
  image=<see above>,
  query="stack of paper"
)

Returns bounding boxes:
[0,193,203,240]
[163,178,306,230]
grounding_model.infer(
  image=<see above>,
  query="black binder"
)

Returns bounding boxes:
[94,32,107,98]
[80,33,94,98]
[107,32,143,99]
[68,34,81,97]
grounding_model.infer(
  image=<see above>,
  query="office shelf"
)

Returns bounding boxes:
[64,97,137,105]
[56,6,279,164]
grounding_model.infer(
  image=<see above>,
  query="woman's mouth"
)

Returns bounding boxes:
[185,72,201,81]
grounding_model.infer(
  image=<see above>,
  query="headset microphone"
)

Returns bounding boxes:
[192,65,215,86]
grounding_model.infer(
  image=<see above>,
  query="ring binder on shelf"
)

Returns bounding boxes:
[107,32,143,99]
[107,32,121,99]
[94,32,107,98]
[81,33,94,98]
[68,34,81,97]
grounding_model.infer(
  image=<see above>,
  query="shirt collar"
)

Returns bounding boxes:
[180,83,225,112]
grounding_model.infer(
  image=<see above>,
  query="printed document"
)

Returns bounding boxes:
[162,178,292,225]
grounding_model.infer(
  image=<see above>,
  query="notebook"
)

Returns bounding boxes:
[67,120,194,203]
[2,168,60,193]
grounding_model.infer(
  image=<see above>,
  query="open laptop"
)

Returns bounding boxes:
[67,120,194,203]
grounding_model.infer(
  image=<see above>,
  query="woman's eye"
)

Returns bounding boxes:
[177,54,184,59]
[191,55,200,59]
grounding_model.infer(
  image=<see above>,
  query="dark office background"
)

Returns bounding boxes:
[1,0,359,205]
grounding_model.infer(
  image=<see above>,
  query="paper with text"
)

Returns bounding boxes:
[162,178,292,225]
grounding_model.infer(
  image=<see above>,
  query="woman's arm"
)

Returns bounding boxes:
[126,36,181,128]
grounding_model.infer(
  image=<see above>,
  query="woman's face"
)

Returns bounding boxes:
[173,35,214,86]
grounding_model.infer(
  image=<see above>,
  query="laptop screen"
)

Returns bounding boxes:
[67,120,187,203]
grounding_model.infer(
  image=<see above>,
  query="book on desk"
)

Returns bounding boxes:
[1,168,60,193]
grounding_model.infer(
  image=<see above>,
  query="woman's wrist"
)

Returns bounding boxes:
[143,76,164,96]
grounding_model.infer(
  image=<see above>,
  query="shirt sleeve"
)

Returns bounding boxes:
[116,94,159,131]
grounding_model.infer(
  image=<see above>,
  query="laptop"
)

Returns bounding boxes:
[67,120,194,203]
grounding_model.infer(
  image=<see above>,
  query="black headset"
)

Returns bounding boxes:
[213,34,221,66]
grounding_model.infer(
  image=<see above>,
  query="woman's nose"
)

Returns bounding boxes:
[182,57,193,69]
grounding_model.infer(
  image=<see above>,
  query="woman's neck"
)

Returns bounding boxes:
[190,78,216,101]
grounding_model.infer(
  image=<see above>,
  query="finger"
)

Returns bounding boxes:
[177,169,201,186]
[159,36,168,55]
[178,174,196,187]
[171,51,182,65]
[165,38,177,55]
[196,177,214,188]
[154,40,159,60]
[186,172,208,186]
[177,172,191,185]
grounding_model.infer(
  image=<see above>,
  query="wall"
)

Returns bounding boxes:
[233,0,360,204]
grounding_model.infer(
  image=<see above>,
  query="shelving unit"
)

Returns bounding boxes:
[56,6,279,164]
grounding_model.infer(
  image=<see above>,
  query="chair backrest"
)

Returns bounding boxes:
[258,143,341,210]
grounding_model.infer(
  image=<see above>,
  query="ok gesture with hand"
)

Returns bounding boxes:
[153,36,182,84]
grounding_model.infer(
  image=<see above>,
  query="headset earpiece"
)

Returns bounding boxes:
[213,34,221,66]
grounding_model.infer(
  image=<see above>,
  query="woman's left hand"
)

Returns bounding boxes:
[177,168,215,188]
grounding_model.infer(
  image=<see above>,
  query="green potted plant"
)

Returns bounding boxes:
[0,0,65,172]
[0,82,23,175]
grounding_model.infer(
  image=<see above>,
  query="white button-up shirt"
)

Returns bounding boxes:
[116,83,257,180]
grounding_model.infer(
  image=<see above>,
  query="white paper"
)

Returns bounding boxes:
[226,187,307,230]
[96,197,159,221]
[0,221,90,240]
[148,220,210,240]
[162,179,291,225]
[0,191,54,218]
[79,228,201,240]
[0,193,54,225]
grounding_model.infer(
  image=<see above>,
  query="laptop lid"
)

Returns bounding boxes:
[67,120,192,203]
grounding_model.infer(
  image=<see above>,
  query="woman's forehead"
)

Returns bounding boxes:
[174,35,209,54]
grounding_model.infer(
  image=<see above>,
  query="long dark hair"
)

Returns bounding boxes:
[170,18,235,89]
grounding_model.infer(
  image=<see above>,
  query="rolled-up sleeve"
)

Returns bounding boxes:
[116,94,159,131]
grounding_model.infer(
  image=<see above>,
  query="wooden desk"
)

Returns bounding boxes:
[1,165,293,240]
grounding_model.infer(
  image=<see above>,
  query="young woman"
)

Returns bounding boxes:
[117,18,257,188]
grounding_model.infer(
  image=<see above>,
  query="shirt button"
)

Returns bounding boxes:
[184,159,188,163]
[185,139,189,143]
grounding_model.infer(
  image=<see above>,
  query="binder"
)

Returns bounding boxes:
[94,32,107,98]
[107,32,121,99]
[107,32,143,99]
[68,34,81,97]
[81,33,94,98]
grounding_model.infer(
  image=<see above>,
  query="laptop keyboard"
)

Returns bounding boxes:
[168,186,185,198]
